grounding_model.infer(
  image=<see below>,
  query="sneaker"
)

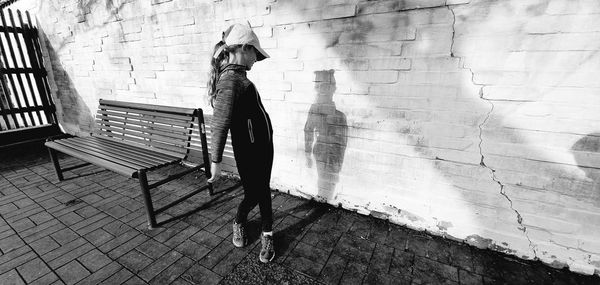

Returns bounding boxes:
[259,232,275,263]
[232,221,247,247]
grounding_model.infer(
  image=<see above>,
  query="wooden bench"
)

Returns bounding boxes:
[45,99,213,229]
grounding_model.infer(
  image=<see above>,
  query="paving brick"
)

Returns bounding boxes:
[153,221,190,243]
[98,229,139,254]
[385,226,410,250]
[175,240,211,261]
[332,234,375,264]
[72,214,113,236]
[289,241,330,265]
[19,219,61,240]
[340,260,368,285]
[56,212,85,226]
[107,233,148,259]
[363,270,405,285]
[48,241,95,269]
[319,253,346,285]
[149,256,194,285]
[29,211,54,225]
[180,263,222,285]
[55,260,91,285]
[139,250,183,281]
[368,243,394,274]
[413,255,459,283]
[28,272,60,285]
[199,240,234,269]
[9,217,36,232]
[50,228,80,245]
[78,249,113,272]
[118,249,154,273]
[389,249,414,278]
[83,228,115,247]
[458,268,484,284]
[0,234,26,253]
[190,230,223,249]
[0,247,36,275]
[16,258,51,283]
[0,225,15,240]
[29,236,60,256]
[136,239,171,259]
[163,226,201,248]
[283,255,323,278]
[23,222,66,244]
[124,275,147,284]
[0,269,25,285]
[96,267,134,285]
[406,234,432,257]
[74,206,101,219]
[41,237,87,267]
[212,245,254,276]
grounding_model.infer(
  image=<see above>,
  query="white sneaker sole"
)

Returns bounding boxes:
[259,252,275,263]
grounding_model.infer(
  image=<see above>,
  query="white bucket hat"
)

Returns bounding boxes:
[213,23,270,61]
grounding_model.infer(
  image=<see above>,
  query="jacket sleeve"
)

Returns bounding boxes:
[210,84,235,163]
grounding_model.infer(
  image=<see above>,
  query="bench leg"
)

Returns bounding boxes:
[138,169,157,229]
[48,148,63,181]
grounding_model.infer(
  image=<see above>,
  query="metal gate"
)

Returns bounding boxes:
[0,8,58,146]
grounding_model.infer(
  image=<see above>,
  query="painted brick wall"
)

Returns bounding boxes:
[11,0,600,275]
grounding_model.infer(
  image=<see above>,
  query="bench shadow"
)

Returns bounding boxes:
[156,181,242,227]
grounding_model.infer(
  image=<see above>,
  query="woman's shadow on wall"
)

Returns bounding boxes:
[304,69,348,202]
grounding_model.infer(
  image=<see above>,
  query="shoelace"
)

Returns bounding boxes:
[234,224,245,238]
[262,235,273,252]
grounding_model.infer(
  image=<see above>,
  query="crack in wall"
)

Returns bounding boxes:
[446,4,538,259]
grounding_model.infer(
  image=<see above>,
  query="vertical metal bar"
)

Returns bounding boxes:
[24,11,52,125]
[15,10,42,125]
[0,10,27,127]
[197,108,213,195]
[26,11,56,125]
[138,169,157,229]
[48,147,63,181]
[6,9,35,125]
[0,60,17,129]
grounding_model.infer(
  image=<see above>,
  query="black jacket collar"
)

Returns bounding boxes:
[220,63,247,75]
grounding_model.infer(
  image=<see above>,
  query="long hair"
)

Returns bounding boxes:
[207,40,228,107]
[207,42,253,107]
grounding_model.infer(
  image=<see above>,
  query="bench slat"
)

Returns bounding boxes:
[97,109,192,128]
[56,139,152,169]
[87,136,178,162]
[96,119,191,141]
[95,114,190,136]
[99,99,196,116]
[93,131,188,158]
[95,126,189,150]
[46,141,138,178]
[70,137,173,168]
[98,104,193,122]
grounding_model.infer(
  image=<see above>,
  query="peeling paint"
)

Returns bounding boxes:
[466,234,517,255]
[436,220,453,231]
[369,210,390,220]
[549,260,569,269]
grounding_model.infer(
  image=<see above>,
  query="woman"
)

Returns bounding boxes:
[206,23,275,263]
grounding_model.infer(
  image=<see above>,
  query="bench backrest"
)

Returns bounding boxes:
[190,115,237,172]
[94,99,202,159]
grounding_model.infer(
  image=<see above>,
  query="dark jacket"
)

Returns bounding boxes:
[210,64,273,163]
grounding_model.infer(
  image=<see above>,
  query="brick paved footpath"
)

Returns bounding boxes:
[0,143,598,285]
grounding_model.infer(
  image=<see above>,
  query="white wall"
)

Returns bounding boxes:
[11,0,600,275]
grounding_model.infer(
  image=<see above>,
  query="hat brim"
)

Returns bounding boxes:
[253,45,269,61]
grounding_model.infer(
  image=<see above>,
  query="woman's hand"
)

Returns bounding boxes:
[207,162,222,183]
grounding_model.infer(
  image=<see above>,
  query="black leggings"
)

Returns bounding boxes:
[234,144,274,232]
